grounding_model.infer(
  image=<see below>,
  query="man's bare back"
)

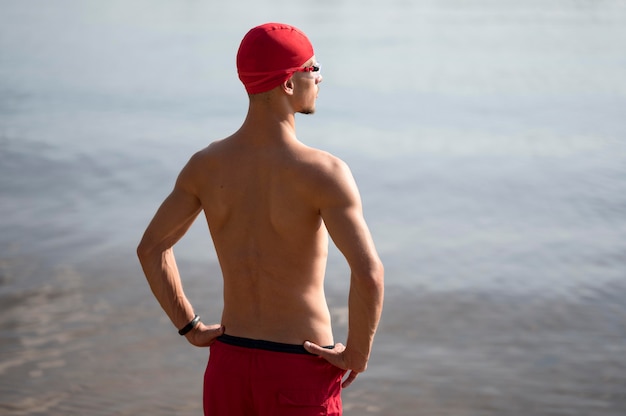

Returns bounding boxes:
[186,132,351,346]
[137,23,383,413]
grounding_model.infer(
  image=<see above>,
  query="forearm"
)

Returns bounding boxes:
[345,263,384,371]
[138,246,196,330]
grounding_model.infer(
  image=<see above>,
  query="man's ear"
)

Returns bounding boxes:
[282,77,295,95]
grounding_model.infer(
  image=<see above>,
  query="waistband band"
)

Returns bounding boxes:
[216,334,333,355]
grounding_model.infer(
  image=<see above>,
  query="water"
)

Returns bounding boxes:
[1,0,626,414]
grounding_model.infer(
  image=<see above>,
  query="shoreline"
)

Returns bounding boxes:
[1,254,625,415]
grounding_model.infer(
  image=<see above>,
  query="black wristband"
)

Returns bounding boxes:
[178,315,200,336]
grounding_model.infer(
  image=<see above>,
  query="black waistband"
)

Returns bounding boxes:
[216,334,333,355]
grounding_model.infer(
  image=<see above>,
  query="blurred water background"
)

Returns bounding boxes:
[1,0,626,414]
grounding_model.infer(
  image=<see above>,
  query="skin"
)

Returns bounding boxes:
[137,57,384,388]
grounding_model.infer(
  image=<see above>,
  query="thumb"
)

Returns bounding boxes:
[202,323,224,333]
[303,340,327,356]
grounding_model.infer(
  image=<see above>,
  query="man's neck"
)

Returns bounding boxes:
[238,98,298,145]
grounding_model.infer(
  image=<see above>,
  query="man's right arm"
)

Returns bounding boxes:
[304,158,384,387]
[137,153,224,347]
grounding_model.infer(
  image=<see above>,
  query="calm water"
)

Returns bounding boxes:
[1,0,626,414]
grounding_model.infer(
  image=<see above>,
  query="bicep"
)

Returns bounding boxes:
[323,202,381,274]
[319,166,380,273]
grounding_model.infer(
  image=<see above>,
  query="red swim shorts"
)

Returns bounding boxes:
[203,334,345,416]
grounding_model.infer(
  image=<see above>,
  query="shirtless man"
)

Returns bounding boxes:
[137,23,384,415]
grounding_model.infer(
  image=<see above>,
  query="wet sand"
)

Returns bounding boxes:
[1,252,625,415]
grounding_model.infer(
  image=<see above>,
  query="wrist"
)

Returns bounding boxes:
[344,346,369,372]
[178,315,201,336]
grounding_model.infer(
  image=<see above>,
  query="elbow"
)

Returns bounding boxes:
[137,235,172,269]
[353,259,385,293]
[371,260,385,293]
[136,242,149,266]
[136,237,158,266]
[136,242,146,259]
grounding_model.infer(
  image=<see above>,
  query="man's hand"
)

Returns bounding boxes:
[185,323,225,347]
[303,341,364,388]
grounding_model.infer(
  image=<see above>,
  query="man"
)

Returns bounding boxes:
[137,22,384,415]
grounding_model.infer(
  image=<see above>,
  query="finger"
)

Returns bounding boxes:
[303,341,328,356]
[208,324,225,337]
[341,371,359,388]
[205,325,225,344]
[304,342,349,372]
[188,324,224,347]
[304,341,344,360]
[331,343,346,353]
[207,324,225,335]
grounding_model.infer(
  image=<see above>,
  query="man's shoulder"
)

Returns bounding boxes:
[198,138,228,157]
[177,139,228,183]
[290,145,355,198]
[295,144,349,175]
[185,138,229,166]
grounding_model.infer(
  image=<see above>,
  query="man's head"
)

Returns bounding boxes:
[237,23,315,95]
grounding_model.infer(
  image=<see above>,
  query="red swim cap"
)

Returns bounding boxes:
[237,23,315,95]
